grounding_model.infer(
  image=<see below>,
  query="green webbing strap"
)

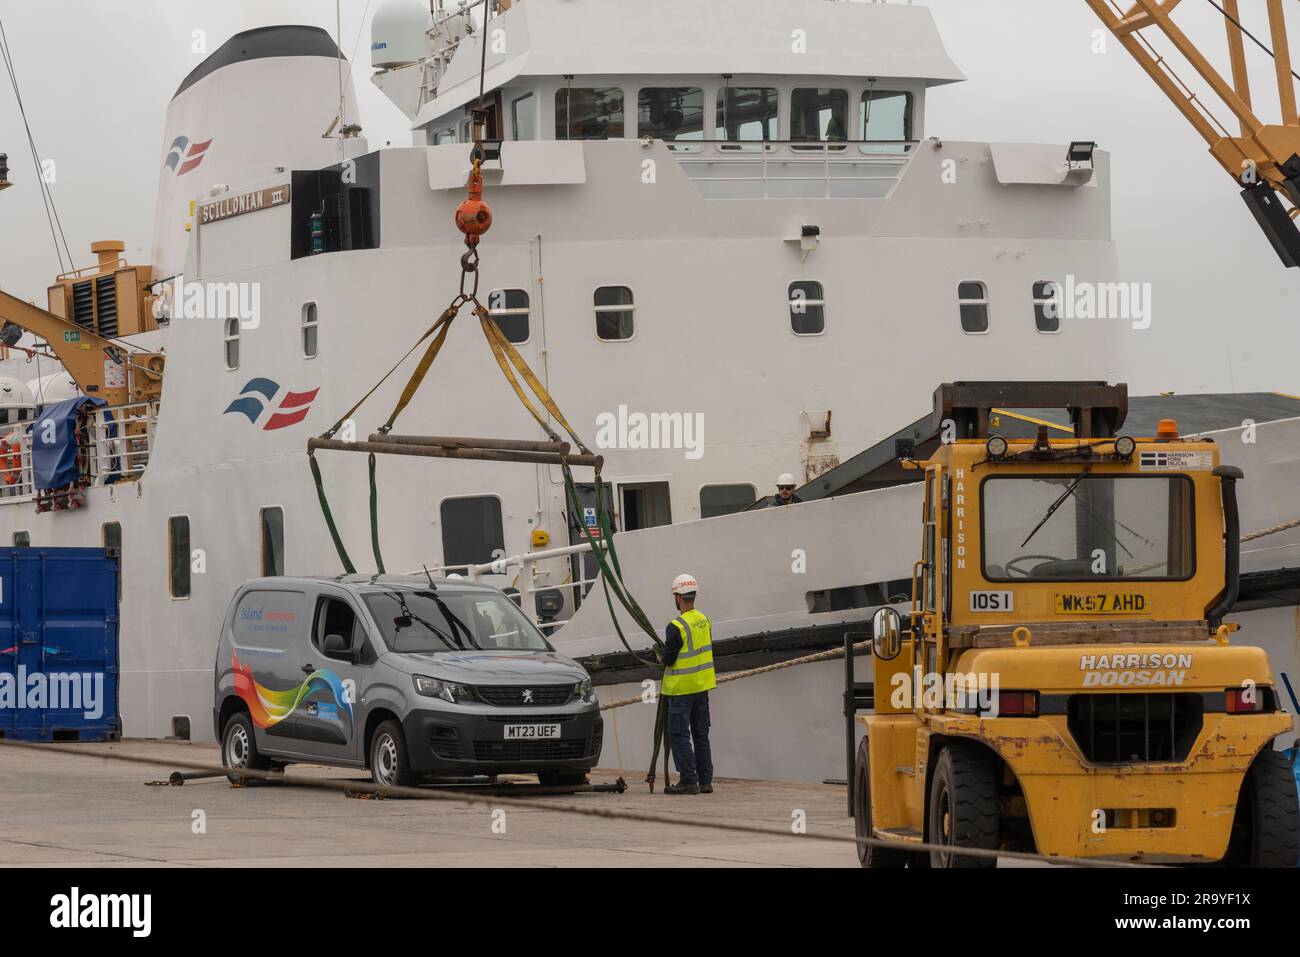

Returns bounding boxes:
[648,693,668,792]
[594,475,624,580]
[309,452,356,575]
[562,467,658,643]
[663,700,671,788]
[368,452,385,574]
[310,307,456,575]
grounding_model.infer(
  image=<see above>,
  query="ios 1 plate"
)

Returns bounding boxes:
[503,723,561,740]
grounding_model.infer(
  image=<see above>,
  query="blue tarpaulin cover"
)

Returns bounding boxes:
[31,396,110,490]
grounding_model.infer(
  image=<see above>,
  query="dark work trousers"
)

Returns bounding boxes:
[667,691,712,786]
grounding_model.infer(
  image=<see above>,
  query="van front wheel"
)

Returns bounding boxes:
[222,711,271,785]
[370,720,416,789]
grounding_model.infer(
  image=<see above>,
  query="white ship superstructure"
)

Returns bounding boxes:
[4,0,1253,782]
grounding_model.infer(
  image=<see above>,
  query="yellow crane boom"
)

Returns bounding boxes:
[0,289,163,407]
[1087,0,1300,265]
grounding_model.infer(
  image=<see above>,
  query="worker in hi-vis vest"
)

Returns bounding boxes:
[659,573,717,795]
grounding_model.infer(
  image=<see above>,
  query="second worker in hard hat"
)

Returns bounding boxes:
[659,573,716,795]
[770,473,803,507]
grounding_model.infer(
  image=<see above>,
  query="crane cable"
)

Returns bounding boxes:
[1206,0,1300,85]
[307,0,677,790]
[0,15,75,274]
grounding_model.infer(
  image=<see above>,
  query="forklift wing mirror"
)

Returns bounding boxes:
[871,607,903,661]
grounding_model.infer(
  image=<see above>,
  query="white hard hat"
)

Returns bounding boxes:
[777,473,795,487]
[671,573,698,596]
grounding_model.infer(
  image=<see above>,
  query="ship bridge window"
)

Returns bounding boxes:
[789,281,826,336]
[440,496,505,571]
[716,87,779,148]
[261,506,284,577]
[792,88,849,150]
[302,302,319,357]
[511,93,536,141]
[168,515,191,600]
[638,87,704,150]
[700,484,757,519]
[958,281,990,334]
[595,286,635,341]
[556,87,626,140]
[860,89,914,153]
[223,318,240,370]
[434,128,456,146]
[1033,281,1061,334]
[488,289,530,344]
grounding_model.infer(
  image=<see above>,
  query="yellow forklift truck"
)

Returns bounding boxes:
[845,382,1299,867]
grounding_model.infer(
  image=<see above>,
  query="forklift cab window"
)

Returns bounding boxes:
[981,474,1195,581]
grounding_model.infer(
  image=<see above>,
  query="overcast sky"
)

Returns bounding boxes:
[0,0,1296,396]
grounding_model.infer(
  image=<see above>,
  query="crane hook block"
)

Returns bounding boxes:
[455,166,493,247]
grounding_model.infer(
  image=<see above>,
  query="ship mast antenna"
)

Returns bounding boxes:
[336,0,346,164]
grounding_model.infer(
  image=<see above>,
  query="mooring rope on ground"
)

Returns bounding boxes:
[0,738,1153,868]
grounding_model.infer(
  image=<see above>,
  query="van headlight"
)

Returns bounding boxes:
[413,675,471,703]
[575,677,594,703]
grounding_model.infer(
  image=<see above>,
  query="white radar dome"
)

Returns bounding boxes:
[372,0,432,69]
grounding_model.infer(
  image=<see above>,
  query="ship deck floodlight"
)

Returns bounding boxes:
[1067,141,1097,167]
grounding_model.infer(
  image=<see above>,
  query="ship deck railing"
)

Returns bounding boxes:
[672,138,919,200]
[423,540,606,635]
[0,399,158,504]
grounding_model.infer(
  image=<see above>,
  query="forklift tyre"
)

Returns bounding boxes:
[854,739,910,868]
[928,743,1000,869]
[1224,747,1300,868]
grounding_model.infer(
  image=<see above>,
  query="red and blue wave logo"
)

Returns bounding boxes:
[164,135,212,176]
[224,378,319,431]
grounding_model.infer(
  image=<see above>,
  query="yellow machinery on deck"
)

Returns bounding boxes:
[846,382,1298,867]
[0,240,164,407]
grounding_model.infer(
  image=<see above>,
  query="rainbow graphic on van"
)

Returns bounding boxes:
[232,650,353,735]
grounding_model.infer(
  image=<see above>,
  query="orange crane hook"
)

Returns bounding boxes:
[455,159,493,248]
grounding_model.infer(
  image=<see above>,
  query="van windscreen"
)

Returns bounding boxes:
[362,590,550,654]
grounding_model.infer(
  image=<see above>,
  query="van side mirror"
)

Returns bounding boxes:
[323,633,352,659]
[872,607,903,661]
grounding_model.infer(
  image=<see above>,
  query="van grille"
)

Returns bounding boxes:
[429,725,463,760]
[473,739,589,762]
[485,713,576,723]
[475,684,573,707]
[1067,693,1203,763]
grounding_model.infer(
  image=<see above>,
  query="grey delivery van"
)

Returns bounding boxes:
[213,575,602,787]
